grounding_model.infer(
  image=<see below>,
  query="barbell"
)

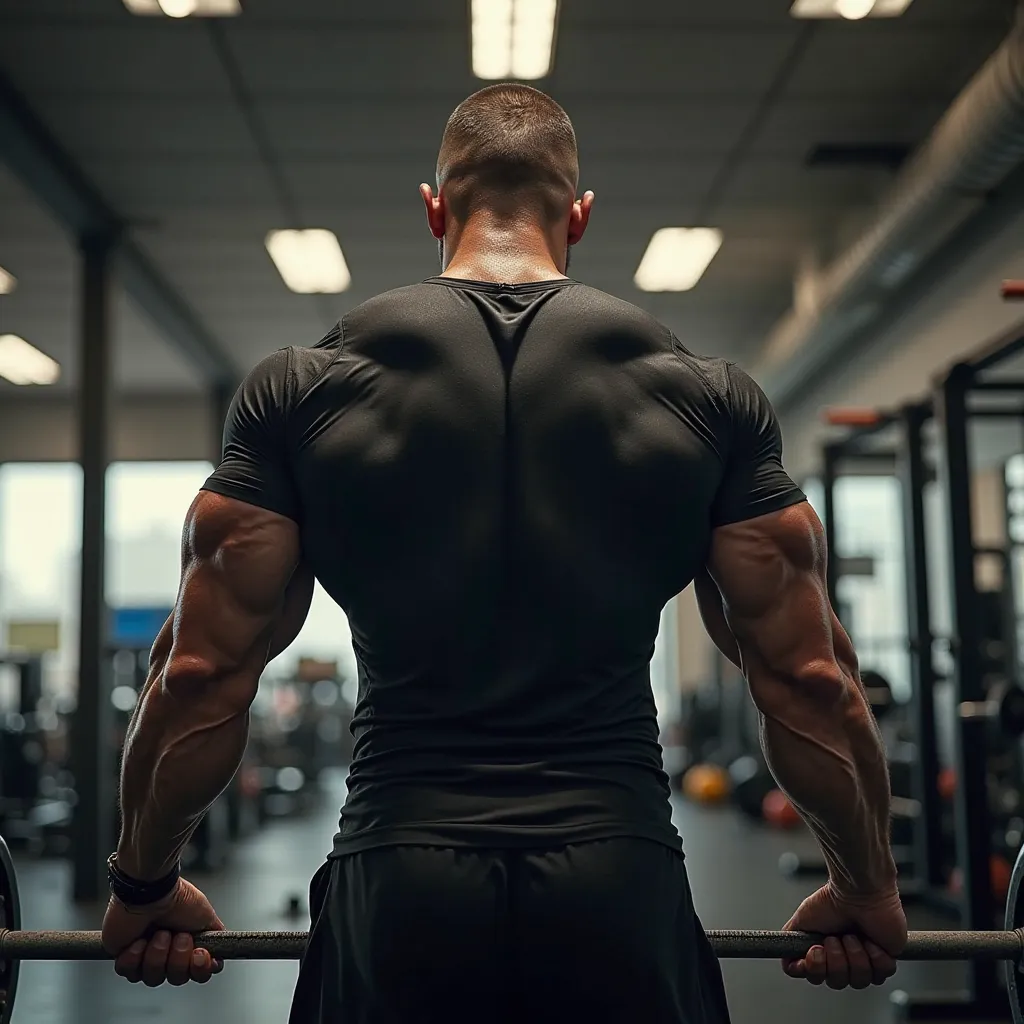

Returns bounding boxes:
[2,835,1024,1022]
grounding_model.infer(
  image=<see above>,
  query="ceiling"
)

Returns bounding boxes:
[0,0,1017,396]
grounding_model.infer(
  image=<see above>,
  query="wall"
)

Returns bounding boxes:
[777,203,1024,481]
[0,394,217,463]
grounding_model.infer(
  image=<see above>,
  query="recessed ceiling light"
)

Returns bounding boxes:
[790,0,912,17]
[122,0,241,16]
[472,0,559,81]
[0,266,16,295]
[634,228,723,293]
[835,0,876,18]
[0,335,61,386]
[265,230,351,294]
[158,0,198,17]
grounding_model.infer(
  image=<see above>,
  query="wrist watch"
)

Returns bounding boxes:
[107,853,181,907]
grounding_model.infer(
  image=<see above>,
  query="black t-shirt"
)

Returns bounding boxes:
[203,277,805,855]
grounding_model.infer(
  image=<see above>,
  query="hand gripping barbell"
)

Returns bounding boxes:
[2,837,1024,1022]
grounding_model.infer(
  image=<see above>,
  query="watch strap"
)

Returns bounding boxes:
[107,853,181,907]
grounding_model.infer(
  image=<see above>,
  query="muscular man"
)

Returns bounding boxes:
[101,84,907,1023]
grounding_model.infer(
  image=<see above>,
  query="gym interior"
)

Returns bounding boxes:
[3,0,1024,1021]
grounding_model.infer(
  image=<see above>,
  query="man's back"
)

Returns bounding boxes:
[107,84,903,1023]
[205,276,803,853]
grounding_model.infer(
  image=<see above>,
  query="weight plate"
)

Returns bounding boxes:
[1005,841,1024,1024]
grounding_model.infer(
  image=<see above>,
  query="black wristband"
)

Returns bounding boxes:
[107,854,181,907]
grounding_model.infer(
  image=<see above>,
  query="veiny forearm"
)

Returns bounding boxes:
[116,650,253,881]
[752,649,896,898]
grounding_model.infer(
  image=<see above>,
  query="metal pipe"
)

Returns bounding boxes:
[758,18,1024,405]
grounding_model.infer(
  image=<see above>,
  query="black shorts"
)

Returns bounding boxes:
[288,838,731,1024]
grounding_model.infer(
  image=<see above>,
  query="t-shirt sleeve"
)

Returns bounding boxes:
[711,363,806,528]
[202,348,301,523]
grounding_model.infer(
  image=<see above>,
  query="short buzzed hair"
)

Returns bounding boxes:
[437,84,579,221]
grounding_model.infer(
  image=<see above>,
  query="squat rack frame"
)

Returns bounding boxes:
[922,323,1024,1019]
[817,406,949,919]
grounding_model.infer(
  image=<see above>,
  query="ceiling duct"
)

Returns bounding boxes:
[757,12,1024,407]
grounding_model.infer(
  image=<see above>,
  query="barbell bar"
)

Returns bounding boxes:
[3,834,1024,1022]
[0,927,1021,962]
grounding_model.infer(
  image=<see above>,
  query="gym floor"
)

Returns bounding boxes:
[11,773,974,1024]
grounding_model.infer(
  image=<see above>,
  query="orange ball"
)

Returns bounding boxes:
[762,789,801,829]
[937,769,957,801]
[682,764,730,804]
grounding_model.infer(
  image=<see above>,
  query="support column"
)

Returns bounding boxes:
[936,365,999,1006]
[897,403,945,891]
[71,232,116,903]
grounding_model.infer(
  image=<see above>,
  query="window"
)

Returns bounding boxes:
[106,462,358,682]
[106,461,213,608]
[0,463,83,698]
[832,476,910,700]
[0,460,359,697]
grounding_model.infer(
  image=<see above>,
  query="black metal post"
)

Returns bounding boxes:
[70,232,116,903]
[892,367,1009,1019]
[897,403,945,891]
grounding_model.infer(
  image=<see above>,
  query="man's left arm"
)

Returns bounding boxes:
[116,490,313,881]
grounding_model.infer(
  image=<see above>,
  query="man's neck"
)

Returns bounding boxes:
[440,214,566,285]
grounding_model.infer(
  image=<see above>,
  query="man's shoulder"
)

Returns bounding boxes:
[343,282,446,325]
[571,285,725,359]
[567,283,672,335]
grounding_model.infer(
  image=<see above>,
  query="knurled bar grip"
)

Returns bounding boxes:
[1,929,1021,962]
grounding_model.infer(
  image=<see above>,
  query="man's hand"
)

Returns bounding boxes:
[782,884,907,989]
[101,878,226,987]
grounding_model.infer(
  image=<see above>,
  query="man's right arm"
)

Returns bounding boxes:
[701,501,897,900]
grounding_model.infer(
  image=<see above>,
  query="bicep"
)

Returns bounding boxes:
[167,492,305,704]
[706,502,839,690]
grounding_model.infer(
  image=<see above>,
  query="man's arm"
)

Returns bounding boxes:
[115,491,313,881]
[702,502,897,899]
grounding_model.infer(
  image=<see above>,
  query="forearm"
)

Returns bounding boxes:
[753,661,897,898]
[116,652,252,881]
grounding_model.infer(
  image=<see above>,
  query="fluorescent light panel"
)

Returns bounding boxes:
[634,228,723,293]
[0,335,61,386]
[122,0,241,17]
[265,230,351,294]
[472,0,559,80]
[790,0,914,17]
[0,266,16,295]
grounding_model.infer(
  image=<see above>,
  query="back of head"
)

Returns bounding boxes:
[437,84,579,222]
